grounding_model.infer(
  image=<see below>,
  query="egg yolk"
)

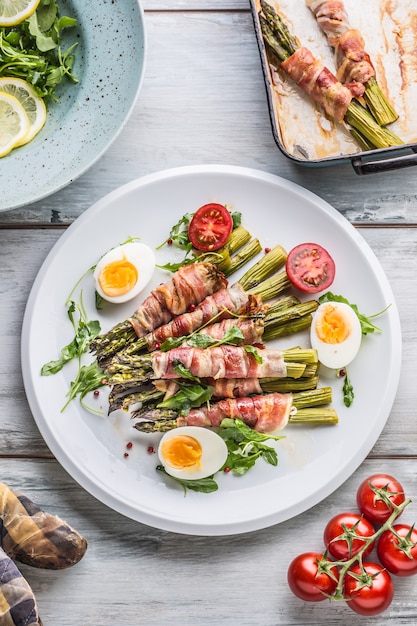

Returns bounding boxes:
[98,257,138,297]
[161,435,202,470]
[315,304,351,344]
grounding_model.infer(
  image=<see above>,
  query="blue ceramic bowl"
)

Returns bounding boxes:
[1,0,146,211]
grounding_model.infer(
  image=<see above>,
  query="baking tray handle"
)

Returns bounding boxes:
[352,148,417,175]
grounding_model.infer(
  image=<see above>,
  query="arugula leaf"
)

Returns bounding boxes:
[61,361,105,412]
[218,418,284,475]
[340,368,354,407]
[172,360,201,382]
[161,324,245,352]
[318,292,390,335]
[41,300,101,376]
[243,345,263,363]
[157,382,214,415]
[156,465,218,494]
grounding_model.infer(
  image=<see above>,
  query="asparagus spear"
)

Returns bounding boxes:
[259,1,403,149]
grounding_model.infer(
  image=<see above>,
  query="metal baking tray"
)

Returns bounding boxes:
[250,0,417,174]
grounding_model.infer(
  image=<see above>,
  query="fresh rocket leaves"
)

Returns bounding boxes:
[319,292,390,335]
[157,381,214,415]
[160,323,246,351]
[0,0,78,101]
[41,300,101,376]
[156,465,219,495]
[61,361,105,413]
[219,418,284,475]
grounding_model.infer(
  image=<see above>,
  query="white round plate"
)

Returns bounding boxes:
[1,0,146,212]
[21,165,402,535]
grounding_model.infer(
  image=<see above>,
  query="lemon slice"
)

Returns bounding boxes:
[0,92,30,157]
[0,77,46,145]
[0,0,41,26]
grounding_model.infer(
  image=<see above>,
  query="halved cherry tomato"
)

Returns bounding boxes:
[287,552,338,602]
[285,243,335,293]
[188,203,233,251]
[323,512,375,560]
[356,474,406,525]
[377,524,417,577]
[343,562,394,616]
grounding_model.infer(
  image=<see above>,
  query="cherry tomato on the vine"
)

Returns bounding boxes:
[188,203,233,251]
[287,552,338,602]
[377,524,417,577]
[285,243,335,294]
[323,512,375,560]
[343,562,394,616]
[356,473,406,525]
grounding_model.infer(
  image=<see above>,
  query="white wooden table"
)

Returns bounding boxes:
[1,1,417,624]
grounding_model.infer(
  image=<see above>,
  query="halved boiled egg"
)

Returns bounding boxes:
[310,301,362,369]
[93,242,155,304]
[158,426,228,480]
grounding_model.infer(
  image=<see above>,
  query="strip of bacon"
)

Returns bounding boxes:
[306,1,375,90]
[151,346,287,380]
[176,393,293,433]
[280,47,352,122]
[128,263,227,338]
[143,283,262,350]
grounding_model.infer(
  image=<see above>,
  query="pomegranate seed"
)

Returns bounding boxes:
[188,304,196,312]
[264,247,271,253]
[224,467,231,473]
[338,368,346,377]
[147,446,155,454]
[93,390,100,397]
[167,238,173,245]
[124,452,129,458]
[155,343,161,350]
[126,442,133,449]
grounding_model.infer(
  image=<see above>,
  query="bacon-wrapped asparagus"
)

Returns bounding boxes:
[104,345,318,385]
[259,1,403,148]
[92,245,293,365]
[306,0,398,125]
[90,262,228,359]
[133,391,338,434]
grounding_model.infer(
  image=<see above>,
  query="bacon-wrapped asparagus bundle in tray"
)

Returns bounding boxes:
[306,0,398,125]
[258,1,403,149]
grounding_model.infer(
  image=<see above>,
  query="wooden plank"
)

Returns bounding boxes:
[0,456,416,625]
[2,11,417,226]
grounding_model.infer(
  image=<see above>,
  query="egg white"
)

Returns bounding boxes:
[94,242,155,304]
[310,301,362,370]
[158,426,228,480]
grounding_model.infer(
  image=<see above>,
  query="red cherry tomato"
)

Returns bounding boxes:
[343,562,394,616]
[287,552,338,602]
[377,524,417,577]
[285,243,335,293]
[356,473,406,525]
[323,512,375,560]
[188,203,233,251]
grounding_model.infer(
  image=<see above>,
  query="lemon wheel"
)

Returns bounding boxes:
[0,92,30,157]
[0,0,41,26]
[0,77,46,145]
